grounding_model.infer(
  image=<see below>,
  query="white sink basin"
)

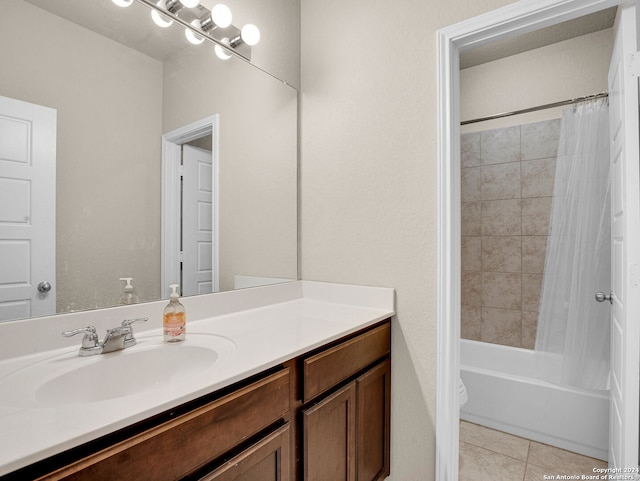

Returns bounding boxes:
[0,333,235,407]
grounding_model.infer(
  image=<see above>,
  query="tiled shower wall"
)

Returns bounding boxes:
[460,119,560,349]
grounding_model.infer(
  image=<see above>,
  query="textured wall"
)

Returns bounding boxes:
[461,28,614,132]
[163,48,298,292]
[299,0,516,479]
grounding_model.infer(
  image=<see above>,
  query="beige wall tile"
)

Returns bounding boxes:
[461,305,481,340]
[522,273,543,312]
[482,236,521,272]
[481,125,521,165]
[522,197,553,235]
[482,199,521,236]
[481,307,522,347]
[461,132,481,168]
[522,236,548,274]
[521,158,556,198]
[462,271,482,307]
[462,167,482,202]
[462,202,482,236]
[521,119,561,161]
[522,310,539,349]
[481,272,521,310]
[462,236,482,271]
[461,120,560,350]
[481,162,521,200]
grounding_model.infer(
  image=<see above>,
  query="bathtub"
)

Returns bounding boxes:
[460,339,609,461]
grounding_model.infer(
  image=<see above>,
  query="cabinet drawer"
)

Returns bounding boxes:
[197,423,291,481]
[38,368,290,481]
[303,322,390,403]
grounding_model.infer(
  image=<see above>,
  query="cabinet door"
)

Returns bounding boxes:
[198,424,291,481]
[303,383,356,481]
[356,360,390,481]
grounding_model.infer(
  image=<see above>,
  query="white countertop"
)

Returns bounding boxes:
[0,281,394,477]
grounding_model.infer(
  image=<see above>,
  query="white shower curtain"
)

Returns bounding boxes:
[534,99,611,391]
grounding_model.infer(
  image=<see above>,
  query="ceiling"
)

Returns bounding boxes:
[460,7,617,69]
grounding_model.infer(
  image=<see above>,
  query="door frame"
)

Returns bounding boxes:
[161,115,220,299]
[436,0,630,479]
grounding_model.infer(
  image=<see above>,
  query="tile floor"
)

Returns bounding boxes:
[459,421,608,481]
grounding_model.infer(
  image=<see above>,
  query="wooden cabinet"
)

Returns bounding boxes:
[303,383,357,481]
[17,320,390,481]
[198,423,291,481]
[35,369,291,481]
[355,360,391,481]
[301,323,391,481]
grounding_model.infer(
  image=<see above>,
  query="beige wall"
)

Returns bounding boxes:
[300,6,615,479]
[0,0,163,312]
[162,47,298,292]
[461,28,614,131]
[300,1,523,479]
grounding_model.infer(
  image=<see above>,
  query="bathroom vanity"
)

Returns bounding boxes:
[0,281,393,481]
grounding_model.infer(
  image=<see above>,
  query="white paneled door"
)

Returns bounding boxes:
[607,4,640,471]
[0,96,56,321]
[182,144,216,296]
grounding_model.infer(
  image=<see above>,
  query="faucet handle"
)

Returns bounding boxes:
[62,326,99,348]
[121,317,148,346]
[121,317,148,328]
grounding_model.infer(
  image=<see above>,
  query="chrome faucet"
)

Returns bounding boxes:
[62,318,148,356]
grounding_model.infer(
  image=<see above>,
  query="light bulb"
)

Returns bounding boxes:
[151,0,173,28]
[240,24,260,46]
[185,20,205,45]
[179,0,199,7]
[215,39,232,60]
[211,4,232,28]
[112,0,133,7]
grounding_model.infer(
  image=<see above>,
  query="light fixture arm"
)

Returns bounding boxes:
[164,0,183,14]
[229,35,243,48]
[200,15,217,32]
[135,0,257,60]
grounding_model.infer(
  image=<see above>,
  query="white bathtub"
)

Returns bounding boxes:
[460,339,609,460]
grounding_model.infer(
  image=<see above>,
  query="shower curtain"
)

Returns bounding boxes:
[534,99,611,391]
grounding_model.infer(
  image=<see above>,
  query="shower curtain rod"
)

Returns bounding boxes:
[460,92,609,126]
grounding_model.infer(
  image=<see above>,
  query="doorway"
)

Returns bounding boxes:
[436,1,640,480]
[161,115,220,299]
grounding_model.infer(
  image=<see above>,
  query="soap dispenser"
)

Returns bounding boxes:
[163,284,186,342]
[119,277,139,305]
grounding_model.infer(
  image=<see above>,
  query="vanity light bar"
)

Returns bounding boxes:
[119,0,259,61]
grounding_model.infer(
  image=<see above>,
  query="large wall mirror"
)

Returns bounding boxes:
[0,0,299,322]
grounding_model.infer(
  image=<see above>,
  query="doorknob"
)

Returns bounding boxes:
[37,281,52,293]
[594,291,613,304]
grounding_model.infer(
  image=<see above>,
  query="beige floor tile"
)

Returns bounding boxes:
[460,442,526,481]
[460,421,530,461]
[527,441,607,475]
[524,461,553,480]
